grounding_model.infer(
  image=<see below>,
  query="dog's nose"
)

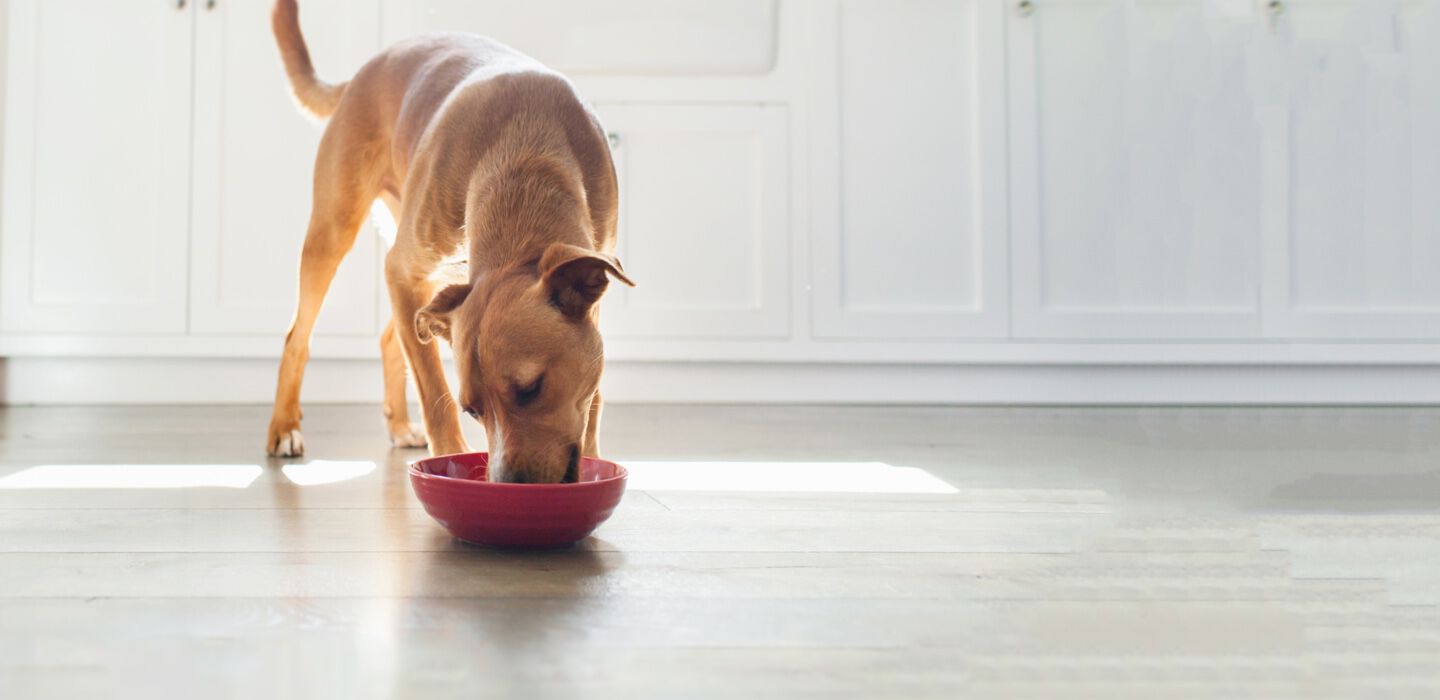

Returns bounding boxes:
[490,447,580,484]
[490,466,529,484]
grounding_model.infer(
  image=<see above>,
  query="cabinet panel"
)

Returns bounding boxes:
[190,0,381,337]
[1010,0,1262,338]
[380,0,776,76]
[1262,0,1440,338]
[813,0,1007,340]
[595,104,790,339]
[2,0,193,333]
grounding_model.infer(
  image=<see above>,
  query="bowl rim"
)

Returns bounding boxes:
[408,452,628,490]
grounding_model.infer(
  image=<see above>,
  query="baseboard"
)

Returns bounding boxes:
[3,357,1440,405]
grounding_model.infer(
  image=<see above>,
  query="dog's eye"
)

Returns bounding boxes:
[463,406,482,420]
[515,376,543,407]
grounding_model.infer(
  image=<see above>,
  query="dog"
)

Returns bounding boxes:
[264,0,633,484]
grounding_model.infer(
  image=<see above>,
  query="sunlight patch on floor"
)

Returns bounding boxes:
[281,460,377,486]
[621,461,958,494]
[0,464,263,490]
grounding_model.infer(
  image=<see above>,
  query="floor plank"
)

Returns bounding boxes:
[0,507,1110,553]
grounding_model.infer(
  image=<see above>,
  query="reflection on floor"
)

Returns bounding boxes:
[1,404,1437,698]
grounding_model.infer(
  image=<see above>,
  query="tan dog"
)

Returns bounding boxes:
[264,0,633,483]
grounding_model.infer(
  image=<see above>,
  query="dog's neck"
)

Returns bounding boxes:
[463,146,593,283]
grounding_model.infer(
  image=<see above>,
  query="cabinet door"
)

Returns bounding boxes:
[594,104,790,339]
[812,0,1008,340]
[379,0,777,76]
[1,0,194,334]
[190,0,381,337]
[1262,1,1440,338]
[1009,0,1263,338]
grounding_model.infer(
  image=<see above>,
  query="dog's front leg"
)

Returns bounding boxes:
[582,390,603,458]
[385,256,469,457]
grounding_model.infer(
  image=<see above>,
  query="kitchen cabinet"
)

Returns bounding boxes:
[2,0,194,333]
[1008,0,1264,339]
[813,0,1008,340]
[5,0,1440,401]
[597,104,791,340]
[1261,0,1440,338]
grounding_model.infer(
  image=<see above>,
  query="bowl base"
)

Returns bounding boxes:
[456,537,582,551]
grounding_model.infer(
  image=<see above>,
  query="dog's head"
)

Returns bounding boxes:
[415,242,633,484]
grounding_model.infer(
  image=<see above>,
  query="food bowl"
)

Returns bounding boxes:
[409,452,627,548]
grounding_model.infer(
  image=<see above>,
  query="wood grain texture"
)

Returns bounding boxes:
[2,404,1439,699]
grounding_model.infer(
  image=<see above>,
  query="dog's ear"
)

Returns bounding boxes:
[539,243,635,318]
[414,284,471,344]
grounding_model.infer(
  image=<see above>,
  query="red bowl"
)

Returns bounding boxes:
[409,452,627,548]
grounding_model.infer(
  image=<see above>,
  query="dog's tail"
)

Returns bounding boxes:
[271,0,347,120]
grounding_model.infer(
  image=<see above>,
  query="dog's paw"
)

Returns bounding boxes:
[388,423,428,450]
[267,427,305,457]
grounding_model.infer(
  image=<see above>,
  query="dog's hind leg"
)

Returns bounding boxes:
[380,316,426,449]
[266,128,384,457]
[374,192,426,449]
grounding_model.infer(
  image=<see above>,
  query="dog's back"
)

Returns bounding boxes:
[271,2,611,232]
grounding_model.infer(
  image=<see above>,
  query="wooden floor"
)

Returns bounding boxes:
[1,404,1438,699]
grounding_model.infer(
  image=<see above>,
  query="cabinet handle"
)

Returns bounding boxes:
[1016,0,1034,17]
[1265,0,1283,32]
[206,0,217,9]
[607,132,621,150]
[177,0,186,9]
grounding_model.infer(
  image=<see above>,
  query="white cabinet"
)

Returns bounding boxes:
[1008,0,1264,339]
[595,104,790,339]
[1008,0,1440,342]
[1,0,193,334]
[190,0,380,337]
[7,0,1440,377]
[1261,0,1440,338]
[812,0,1008,340]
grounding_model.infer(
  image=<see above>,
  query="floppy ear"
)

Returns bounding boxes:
[414,284,471,344]
[539,243,635,318]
